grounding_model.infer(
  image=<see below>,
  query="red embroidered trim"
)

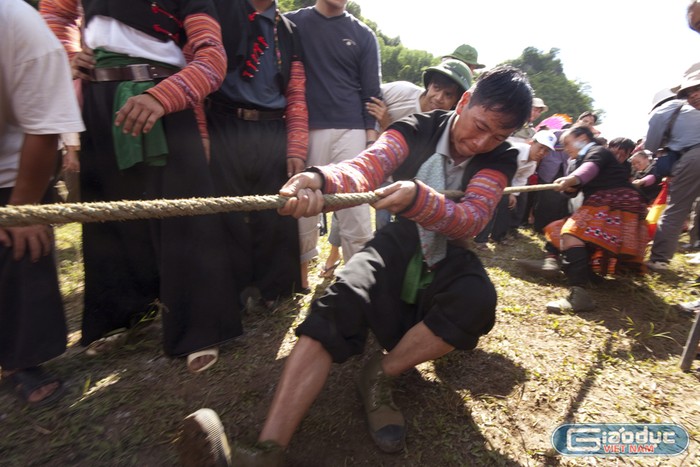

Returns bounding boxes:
[152,24,180,44]
[151,2,183,28]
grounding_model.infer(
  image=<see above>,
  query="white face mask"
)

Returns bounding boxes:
[573,140,586,150]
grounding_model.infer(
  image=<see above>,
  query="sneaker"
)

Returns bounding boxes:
[517,256,562,280]
[686,253,700,265]
[357,352,406,453]
[674,299,700,316]
[546,286,596,313]
[178,409,283,467]
[645,260,670,272]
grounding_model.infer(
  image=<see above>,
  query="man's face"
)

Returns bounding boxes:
[562,134,584,159]
[685,85,700,110]
[689,3,700,33]
[530,106,545,122]
[529,141,551,162]
[450,93,519,158]
[422,82,461,112]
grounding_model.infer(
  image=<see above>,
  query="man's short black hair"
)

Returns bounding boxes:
[468,65,533,130]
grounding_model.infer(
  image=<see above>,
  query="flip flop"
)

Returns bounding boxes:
[319,260,341,279]
[3,367,66,408]
[85,328,128,356]
[187,348,219,374]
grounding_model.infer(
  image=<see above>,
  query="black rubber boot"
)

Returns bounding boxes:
[561,247,590,287]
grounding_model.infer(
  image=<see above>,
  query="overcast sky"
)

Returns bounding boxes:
[353,0,697,141]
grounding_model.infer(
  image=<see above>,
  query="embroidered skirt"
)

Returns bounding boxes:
[544,187,649,275]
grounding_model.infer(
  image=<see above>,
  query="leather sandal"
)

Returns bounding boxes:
[2,367,66,408]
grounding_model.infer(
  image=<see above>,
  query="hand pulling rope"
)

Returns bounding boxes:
[0,183,560,227]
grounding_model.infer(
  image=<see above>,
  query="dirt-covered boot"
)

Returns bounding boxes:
[357,352,406,453]
[546,286,596,313]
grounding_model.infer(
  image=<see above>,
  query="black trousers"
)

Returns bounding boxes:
[0,189,67,369]
[79,81,242,356]
[532,178,570,233]
[297,219,497,363]
[206,106,302,301]
[475,195,510,243]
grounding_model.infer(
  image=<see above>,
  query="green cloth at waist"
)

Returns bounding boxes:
[112,81,168,170]
[96,49,172,171]
[94,48,177,70]
[400,248,435,305]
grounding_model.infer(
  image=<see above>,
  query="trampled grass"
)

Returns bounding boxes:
[0,220,698,466]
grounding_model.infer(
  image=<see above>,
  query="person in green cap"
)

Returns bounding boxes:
[367,59,473,132]
[442,43,485,72]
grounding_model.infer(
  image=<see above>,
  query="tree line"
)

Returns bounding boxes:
[278,0,597,123]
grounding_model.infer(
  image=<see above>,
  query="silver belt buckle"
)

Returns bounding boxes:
[127,64,152,82]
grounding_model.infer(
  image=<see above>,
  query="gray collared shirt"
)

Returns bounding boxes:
[645,100,700,152]
[438,114,471,190]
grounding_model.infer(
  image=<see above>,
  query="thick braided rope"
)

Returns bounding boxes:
[0,184,559,227]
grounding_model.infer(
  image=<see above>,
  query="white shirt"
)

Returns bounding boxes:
[380,81,423,128]
[85,16,186,68]
[510,142,539,195]
[0,0,84,188]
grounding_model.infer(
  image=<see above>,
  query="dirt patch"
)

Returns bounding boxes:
[0,224,698,466]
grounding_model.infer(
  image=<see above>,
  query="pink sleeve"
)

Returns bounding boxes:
[284,61,309,161]
[402,169,508,240]
[569,161,600,185]
[316,129,409,193]
[640,174,657,186]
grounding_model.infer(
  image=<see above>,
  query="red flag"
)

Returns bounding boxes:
[646,181,668,238]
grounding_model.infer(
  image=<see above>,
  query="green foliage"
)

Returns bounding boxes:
[277,6,595,105]
[378,38,437,85]
[503,47,600,124]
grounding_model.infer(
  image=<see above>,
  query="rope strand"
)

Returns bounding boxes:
[0,184,560,227]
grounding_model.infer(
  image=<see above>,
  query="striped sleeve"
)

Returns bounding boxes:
[316,129,409,193]
[39,0,82,61]
[285,60,309,161]
[402,169,509,240]
[146,13,226,114]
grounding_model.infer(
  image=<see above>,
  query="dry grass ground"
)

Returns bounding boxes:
[1,220,699,466]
